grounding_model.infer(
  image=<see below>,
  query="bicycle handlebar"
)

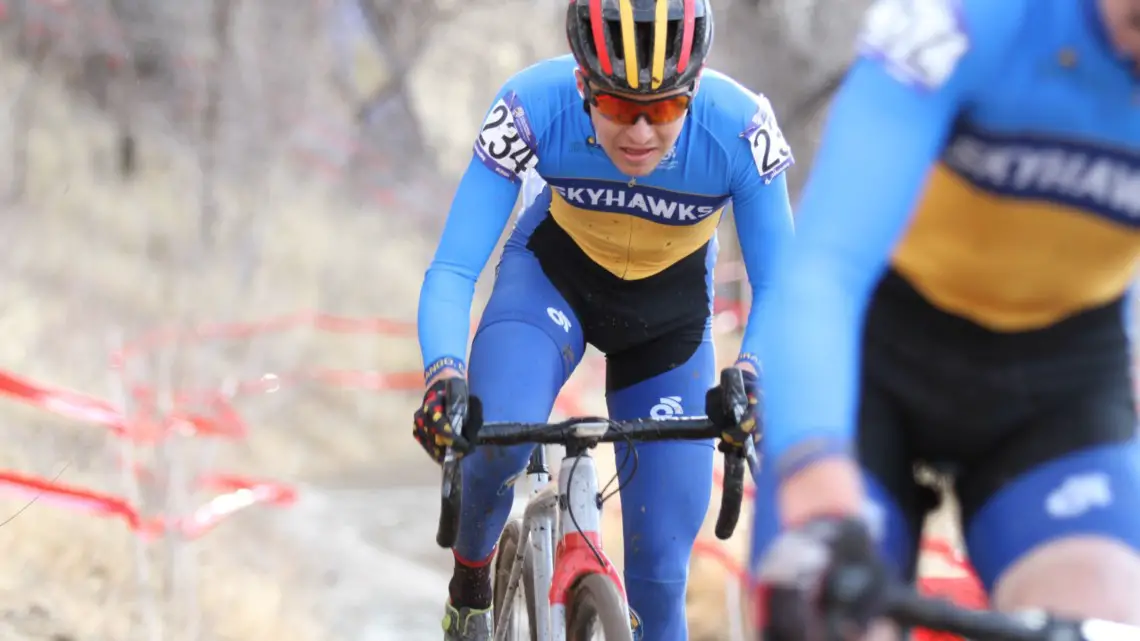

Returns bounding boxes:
[434,415,756,549]
[474,415,718,445]
[883,584,1139,641]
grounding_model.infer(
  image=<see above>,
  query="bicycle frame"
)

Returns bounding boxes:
[495,442,628,641]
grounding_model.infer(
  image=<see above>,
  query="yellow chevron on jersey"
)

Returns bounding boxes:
[892,124,1140,331]
[547,178,727,279]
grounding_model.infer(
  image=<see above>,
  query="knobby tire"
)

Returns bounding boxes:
[566,573,633,641]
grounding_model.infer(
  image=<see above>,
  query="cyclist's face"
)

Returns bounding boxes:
[580,77,689,177]
[1101,0,1140,62]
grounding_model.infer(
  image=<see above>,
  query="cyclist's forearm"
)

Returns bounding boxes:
[733,173,795,370]
[760,253,870,462]
[417,158,522,379]
[418,267,477,379]
[759,253,875,520]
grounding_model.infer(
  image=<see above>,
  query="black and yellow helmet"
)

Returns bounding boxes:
[566,0,714,95]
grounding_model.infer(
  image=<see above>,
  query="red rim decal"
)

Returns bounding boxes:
[676,0,696,73]
[589,0,614,76]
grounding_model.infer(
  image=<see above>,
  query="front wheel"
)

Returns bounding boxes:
[493,518,537,641]
[566,573,633,641]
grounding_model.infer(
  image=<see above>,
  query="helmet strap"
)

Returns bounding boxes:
[578,74,597,117]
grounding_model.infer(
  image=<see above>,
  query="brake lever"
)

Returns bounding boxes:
[743,437,760,475]
[722,367,759,462]
[440,452,458,497]
[440,397,465,497]
[722,368,762,476]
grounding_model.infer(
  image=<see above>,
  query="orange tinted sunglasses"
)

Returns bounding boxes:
[586,85,693,125]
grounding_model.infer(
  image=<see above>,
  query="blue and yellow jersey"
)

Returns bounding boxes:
[760,0,1140,473]
[418,54,795,378]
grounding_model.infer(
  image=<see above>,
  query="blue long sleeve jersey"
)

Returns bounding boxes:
[417,54,795,379]
[763,0,1140,477]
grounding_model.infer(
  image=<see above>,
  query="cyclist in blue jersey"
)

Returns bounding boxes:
[747,0,1140,639]
[410,1,794,638]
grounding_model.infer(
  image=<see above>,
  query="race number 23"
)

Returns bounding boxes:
[475,96,539,182]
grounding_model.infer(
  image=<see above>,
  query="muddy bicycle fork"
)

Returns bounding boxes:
[496,439,630,641]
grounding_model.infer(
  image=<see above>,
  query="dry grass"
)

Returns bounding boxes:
[0,54,432,641]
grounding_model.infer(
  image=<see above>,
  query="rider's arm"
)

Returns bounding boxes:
[417,67,551,383]
[417,161,521,382]
[728,98,795,374]
[761,0,1024,525]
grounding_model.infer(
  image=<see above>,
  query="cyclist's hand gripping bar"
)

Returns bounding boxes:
[714,367,760,541]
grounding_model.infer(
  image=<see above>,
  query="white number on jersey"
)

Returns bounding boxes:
[474,96,539,182]
[858,0,970,90]
[744,96,793,184]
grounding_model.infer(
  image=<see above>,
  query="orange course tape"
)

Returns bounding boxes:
[0,311,421,540]
[0,468,296,540]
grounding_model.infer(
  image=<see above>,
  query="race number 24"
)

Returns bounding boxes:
[475,96,539,181]
[858,0,969,90]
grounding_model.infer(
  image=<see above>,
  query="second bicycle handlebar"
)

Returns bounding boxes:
[883,584,1140,641]
[435,415,756,549]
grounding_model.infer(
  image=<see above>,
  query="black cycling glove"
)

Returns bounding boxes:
[756,516,888,641]
[705,366,762,453]
[412,377,483,463]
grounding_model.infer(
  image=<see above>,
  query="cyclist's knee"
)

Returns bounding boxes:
[457,313,574,562]
[461,442,534,489]
[624,541,693,583]
[465,317,569,491]
[993,536,1140,623]
[469,319,573,416]
[620,444,711,581]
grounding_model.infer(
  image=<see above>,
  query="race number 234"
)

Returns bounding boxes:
[477,99,538,177]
